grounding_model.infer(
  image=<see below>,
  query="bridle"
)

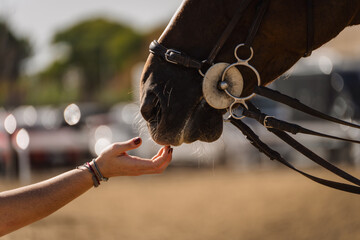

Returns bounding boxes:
[149,0,272,74]
[150,0,312,115]
[148,0,360,194]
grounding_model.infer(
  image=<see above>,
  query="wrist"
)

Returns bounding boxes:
[76,159,109,188]
[89,159,109,182]
[76,163,100,187]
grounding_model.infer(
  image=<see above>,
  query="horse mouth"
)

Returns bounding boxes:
[143,94,223,146]
[145,96,201,146]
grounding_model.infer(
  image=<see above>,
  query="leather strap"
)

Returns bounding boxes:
[245,101,360,187]
[150,0,313,67]
[254,86,360,129]
[149,40,202,69]
[229,116,360,194]
[269,127,360,187]
[304,0,314,57]
[242,107,360,144]
[205,0,254,65]
[245,0,270,47]
[149,0,269,69]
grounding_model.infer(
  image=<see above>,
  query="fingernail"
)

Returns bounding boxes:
[133,137,141,145]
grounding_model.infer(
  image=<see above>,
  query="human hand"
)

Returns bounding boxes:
[93,137,172,178]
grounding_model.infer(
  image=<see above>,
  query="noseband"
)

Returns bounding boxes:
[148,0,360,195]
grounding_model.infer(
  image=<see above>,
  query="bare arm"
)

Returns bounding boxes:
[0,137,172,236]
[0,169,93,236]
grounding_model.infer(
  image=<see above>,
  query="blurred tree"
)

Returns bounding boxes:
[50,18,143,101]
[0,21,31,106]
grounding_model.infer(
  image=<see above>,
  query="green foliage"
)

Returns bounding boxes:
[0,21,31,107]
[0,22,31,81]
[0,17,163,106]
[38,59,69,82]
[97,86,133,104]
[48,18,143,102]
[0,21,31,81]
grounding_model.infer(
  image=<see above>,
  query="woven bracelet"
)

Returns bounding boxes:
[86,162,101,186]
[91,159,109,182]
[77,163,100,187]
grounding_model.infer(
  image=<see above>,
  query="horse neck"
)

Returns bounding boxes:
[314,1,360,49]
[256,0,360,87]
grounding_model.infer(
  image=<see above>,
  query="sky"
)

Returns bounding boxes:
[0,0,183,74]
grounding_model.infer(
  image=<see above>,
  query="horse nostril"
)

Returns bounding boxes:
[140,92,162,123]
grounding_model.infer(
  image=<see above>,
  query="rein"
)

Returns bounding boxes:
[149,0,360,194]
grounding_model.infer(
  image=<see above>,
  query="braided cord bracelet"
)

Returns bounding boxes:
[77,162,100,187]
[91,159,109,182]
[77,160,109,187]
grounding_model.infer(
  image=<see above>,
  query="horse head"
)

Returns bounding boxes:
[140,0,360,146]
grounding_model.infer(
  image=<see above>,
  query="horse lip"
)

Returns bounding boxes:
[147,97,205,146]
[178,97,207,144]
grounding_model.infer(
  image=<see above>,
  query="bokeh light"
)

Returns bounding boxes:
[94,138,111,156]
[330,73,344,92]
[94,125,113,141]
[318,56,333,74]
[93,125,113,156]
[4,114,17,134]
[40,107,61,130]
[16,128,30,150]
[64,103,81,126]
[121,103,139,125]
[23,105,37,127]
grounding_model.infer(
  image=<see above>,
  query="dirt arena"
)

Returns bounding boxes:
[2,167,360,240]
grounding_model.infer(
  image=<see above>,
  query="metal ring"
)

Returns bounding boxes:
[221,62,261,101]
[198,60,214,77]
[263,115,274,128]
[234,44,253,62]
[229,101,248,120]
[198,69,205,77]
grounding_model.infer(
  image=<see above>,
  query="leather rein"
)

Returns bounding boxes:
[149,0,360,194]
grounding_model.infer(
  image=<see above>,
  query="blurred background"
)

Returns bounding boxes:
[1,1,360,239]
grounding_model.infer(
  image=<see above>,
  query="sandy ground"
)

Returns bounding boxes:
[2,166,360,240]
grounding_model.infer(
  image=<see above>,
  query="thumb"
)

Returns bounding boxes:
[112,137,142,153]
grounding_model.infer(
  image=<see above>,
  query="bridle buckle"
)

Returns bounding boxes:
[165,49,182,65]
[263,115,274,128]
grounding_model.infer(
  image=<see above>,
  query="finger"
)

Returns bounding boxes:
[151,146,170,160]
[140,152,173,175]
[152,147,173,169]
[111,137,143,154]
[151,146,165,160]
[126,147,172,171]
[127,153,172,175]
[154,150,173,173]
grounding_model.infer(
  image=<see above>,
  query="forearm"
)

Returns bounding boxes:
[0,139,172,237]
[0,168,93,236]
